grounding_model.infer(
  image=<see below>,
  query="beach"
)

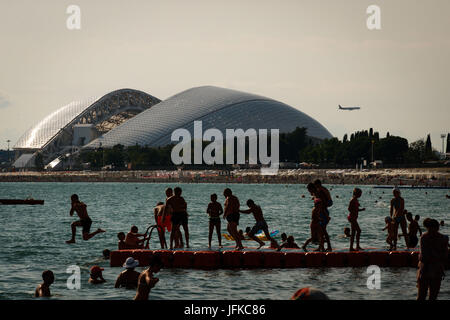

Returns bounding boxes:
[0,168,448,186]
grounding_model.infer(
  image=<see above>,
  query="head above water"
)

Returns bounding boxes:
[102,249,110,259]
[90,265,104,277]
[344,227,351,236]
[307,183,316,195]
[423,218,439,231]
[210,193,217,201]
[149,254,163,272]
[174,187,182,196]
[42,270,54,285]
[353,188,362,198]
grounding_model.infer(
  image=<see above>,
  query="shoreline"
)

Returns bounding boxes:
[0,168,448,186]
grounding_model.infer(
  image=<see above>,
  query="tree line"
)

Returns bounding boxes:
[76,128,446,170]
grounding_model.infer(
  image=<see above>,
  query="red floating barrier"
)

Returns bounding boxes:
[367,251,389,267]
[284,252,306,268]
[263,251,284,268]
[347,252,368,267]
[410,251,419,268]
[325,252,346,267]
[153,250,174,268]
[242,251,264,268]
[389,251,409,267]
[173,250,194,268]
[110,250,129,267]
[222,250,243,268]
[193,251,221,269]
[305,252,324,267]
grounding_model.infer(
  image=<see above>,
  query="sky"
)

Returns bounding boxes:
[0,0,449,151]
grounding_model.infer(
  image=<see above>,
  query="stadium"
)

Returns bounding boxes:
[12,86,333,170]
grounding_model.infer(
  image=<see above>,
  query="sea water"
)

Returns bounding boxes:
[0,182,448,300]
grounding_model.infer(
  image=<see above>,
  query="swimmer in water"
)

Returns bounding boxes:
[102,249,110,260]
[66,194,105,244]
[207,193,223,248]
[338,227,351,239]
[35,270,54,298]
[239,199,281,250]
[115,257,141,289]
[134,255,163,300]
[89,266,106,284]
[347,188,365,251]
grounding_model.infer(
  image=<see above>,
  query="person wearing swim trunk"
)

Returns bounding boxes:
[66,194,105,244]
[207,193,223,248]
[347,188,365,251]
[164,187,189,249]
[223,188,243,250]
[240,199,281,250]
[314,179,332,251]
[390,188,408,248]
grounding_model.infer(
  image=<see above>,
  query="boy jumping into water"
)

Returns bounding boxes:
[66,194,105,244]
[347,188,365,251]
[207,193,223,248]
[239,199,281,250]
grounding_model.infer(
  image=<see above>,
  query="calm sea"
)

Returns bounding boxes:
[0,182,448,300]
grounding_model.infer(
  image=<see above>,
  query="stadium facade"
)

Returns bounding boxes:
[13,86,333,169]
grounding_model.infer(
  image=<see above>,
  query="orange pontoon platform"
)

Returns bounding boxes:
[110,248,450,269]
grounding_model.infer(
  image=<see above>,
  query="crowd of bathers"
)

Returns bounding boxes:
[34,181,449,300]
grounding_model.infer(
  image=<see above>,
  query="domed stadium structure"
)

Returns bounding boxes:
[13,89,161,168]
[85,86,332,149]
[13,86,332,169]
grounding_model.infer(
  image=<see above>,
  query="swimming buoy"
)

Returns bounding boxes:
[325,252,346,267]
[347,252,368,267]
[193,251,221,269]
[222,250,243,268]
[367,251,389,267]
[173,250,194,268]
[284,252,306,268]
[389,251,409,267]
[305,252,324,267]
[242,251,264,268]
[263,251,284,268]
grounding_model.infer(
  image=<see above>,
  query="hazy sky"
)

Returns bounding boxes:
[0,0,449,151]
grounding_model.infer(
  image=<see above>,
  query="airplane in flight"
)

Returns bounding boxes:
[338,104,361,111]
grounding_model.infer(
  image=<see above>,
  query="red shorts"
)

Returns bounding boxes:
[157,215,172,232]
